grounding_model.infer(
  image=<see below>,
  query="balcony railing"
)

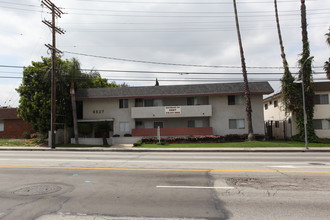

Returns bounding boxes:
[131,105,212,119]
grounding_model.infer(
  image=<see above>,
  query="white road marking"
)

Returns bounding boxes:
[268,165,298,168]
[156,186,235,189]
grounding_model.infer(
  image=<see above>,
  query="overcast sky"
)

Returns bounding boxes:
[0,0,329,107]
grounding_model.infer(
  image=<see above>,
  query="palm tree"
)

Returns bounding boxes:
[274,0,296,111]
[325,58,330,79]
[325,28,330,79]
[68,58,81,144]
[298,0,317,142]
[232,0,254,141]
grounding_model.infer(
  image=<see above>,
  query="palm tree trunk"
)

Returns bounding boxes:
[274,0,290,72]
[70,80,79,144]
[232,0,254,141]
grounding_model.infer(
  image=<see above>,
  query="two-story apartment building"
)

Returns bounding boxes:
[75,82,273,144]
[264,81,330,139]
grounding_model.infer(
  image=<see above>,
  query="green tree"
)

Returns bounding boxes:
[16,57,119,136]
[232,0,254,141]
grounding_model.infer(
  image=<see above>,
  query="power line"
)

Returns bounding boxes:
[74,0,309,4]
[63,51,328,70]
[0,64,325,72]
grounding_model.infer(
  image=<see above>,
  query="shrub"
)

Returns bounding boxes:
[124,133,132,137]
[113,134,120,137]
[22,131,31,139]
[133,140,142,147]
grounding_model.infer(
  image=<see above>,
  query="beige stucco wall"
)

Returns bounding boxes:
[263,96,290,121]
[83,99,135,136]
[209,95,265,135]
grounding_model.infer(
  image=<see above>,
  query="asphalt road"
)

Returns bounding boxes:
[0,151,329,220]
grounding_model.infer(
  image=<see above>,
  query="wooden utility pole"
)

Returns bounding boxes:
[42,0,64,149]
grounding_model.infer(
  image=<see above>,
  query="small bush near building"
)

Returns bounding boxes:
[124,133,132,137]
[133,140,142,147]
[113,134,120,137]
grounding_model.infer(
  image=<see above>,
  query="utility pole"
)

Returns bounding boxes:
[42,0,65,149]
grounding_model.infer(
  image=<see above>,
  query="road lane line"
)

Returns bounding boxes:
[156,186,235,189]
[0,165,330,174]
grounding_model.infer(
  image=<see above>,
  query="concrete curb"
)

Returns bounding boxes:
[1,147,330,152]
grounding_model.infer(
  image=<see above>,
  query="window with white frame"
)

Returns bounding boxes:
[313,119,330,130]
[229,119,245,129]
[314,94,329,105]
[119,99,129,108]
[0,120,4,132]
[228,95,244,105]
[119,122,130,132]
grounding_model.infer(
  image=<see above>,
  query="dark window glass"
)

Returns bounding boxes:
[119,99,128,108]
[228,96,236,105]
[274,100,278,107]
[313,119,322,129]
[314,94,329,104]
[144,99,154,107]
[187,97,196,105]
[264,104,268,110]
[188,120,195,127]
[154,122,163,128]
[135,98,143,107]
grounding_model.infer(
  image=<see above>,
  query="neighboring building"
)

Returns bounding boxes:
[263,81,330,139]
[75,82,273,143]
[0,107,33,139]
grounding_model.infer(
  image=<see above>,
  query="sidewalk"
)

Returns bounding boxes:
[1,145,330,152]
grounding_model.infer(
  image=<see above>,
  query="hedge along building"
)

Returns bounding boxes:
[75,82,273,144]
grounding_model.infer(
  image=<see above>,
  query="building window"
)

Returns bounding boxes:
[264,104,268,110]
[228,95,244,105]
[135,121,143,129]
[144,99,154,107]
[229,119,245,129]
[135,98,143,107]
[187,97,197,105]
[119,99,128,108]
[153,99,163,106]
[313,119,330,130]
[314,94,329,105]
[269,101,272,105]
[0,120,4,132]
[188,120,195,127]
[275,121,279,128]
[119,122,130,132]
[154,122,164,128]
[274,100,278,107]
